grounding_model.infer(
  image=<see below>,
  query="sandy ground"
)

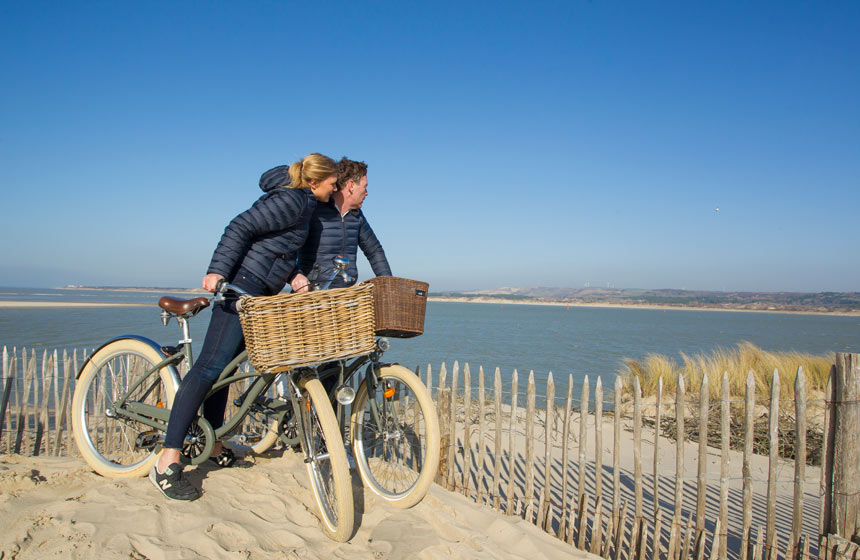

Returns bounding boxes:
[0,451,601,560]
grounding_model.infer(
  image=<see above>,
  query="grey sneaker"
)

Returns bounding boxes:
[149,463,199,501]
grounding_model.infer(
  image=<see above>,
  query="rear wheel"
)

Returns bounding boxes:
[246,372,300,454]
[71,339,177,478]
[251,402,299,453]
[350,365,440,508]
[298,377,353,542]
[221,363,288,454]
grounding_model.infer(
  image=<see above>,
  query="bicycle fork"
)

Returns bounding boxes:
[363,363,403,441]
[284,371,332,465]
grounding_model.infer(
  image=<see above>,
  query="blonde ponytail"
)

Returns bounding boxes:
[286,153,336,190]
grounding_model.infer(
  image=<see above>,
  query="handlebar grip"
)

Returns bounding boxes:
[215,278,226,294]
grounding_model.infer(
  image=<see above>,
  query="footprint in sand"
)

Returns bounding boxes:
[369,517,439,558]
[205,521,258,551]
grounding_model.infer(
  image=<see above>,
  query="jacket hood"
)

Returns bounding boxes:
[259,165,291,193]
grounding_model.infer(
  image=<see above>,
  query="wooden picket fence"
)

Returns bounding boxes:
[2,346,859,560]
[0,347,81,457]
[425,354,860,560]
[0,346,248,458]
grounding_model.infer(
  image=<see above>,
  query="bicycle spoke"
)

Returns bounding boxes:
[73,340,176,476]
[351,365,439,508]
[297,377,352,540]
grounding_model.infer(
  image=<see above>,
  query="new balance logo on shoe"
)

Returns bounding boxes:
[150,463,199,501]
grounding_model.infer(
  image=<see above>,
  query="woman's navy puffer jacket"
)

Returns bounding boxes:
[206,176,317,295]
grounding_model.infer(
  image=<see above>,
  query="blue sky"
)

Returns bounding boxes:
[1,1,858,292]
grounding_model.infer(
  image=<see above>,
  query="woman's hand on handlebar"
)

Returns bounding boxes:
[290,273,310,293]
[202,273,225,293]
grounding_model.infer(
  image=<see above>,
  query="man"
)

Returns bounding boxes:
[288,157,391,292]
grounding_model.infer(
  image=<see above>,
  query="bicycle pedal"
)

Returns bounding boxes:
[135,430,161,450]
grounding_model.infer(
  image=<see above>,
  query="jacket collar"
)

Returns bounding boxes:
[329,198,359,217]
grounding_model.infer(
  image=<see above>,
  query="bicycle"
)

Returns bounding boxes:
[72,276,359,540]
[70,259,439,541]
[242,262,440,509]
[252,350,440,509]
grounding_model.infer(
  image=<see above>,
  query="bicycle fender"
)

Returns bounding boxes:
[76,335,182,392]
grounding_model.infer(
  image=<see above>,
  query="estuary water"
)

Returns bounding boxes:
[2,287,860,394]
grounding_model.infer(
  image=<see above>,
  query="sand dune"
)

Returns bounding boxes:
[0,451,600,560]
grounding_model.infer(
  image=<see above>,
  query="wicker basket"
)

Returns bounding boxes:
[237,284,376,373]
[365,276,429,338]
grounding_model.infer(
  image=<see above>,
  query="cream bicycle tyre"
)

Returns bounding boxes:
[350,364,440,509]
[250,423,280,453]
[298,377,354,542]
[71,338,177,478]
[249,403,299,453]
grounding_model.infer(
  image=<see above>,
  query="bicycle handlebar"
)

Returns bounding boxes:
[213,255,353,300]
[214,279,251,299]
[313,255,353,291]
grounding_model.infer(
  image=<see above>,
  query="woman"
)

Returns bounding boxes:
[151,153,338,501]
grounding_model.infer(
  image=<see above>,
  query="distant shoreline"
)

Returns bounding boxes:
[23,286,859,317]
[428,296,860,317]
[0,301,150,308]
[56,286,206,295]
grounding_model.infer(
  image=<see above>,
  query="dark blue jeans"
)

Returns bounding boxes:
[163,270,268,450]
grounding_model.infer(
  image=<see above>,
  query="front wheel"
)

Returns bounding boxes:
[297,377,354,542]
[71,339,177,478]
[350,364,440,508]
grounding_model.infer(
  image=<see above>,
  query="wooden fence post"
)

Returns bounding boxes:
[577,376,590,549]
[611,376,621,551]
[633,376,643,557]
[493,367,503,511]
[594,376,605,555]
[765,370,780,559]
[653,376,663,523]
[559,374,573,540]
[827,353,860,540]
[790,367,807,560]
[696,373,709,544]
[524,371,536,522]
[448,361,458,491]
[719,372,730,560]
[669,374,686,560]
[741,371,755,560]
[478,366,486,505]
[437,385,451,487]
[506,369,519,516]
[1,347,14,449]
[463,363,471,497]
[436,363,450,487]
[538,372,554,530]
[820,369,834,539]
[54,350,72,456]
[34,350,51,455]
[15,349,36,454]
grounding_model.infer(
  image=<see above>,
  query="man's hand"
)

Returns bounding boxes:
[290,273,310,293]
[202,273,225,293]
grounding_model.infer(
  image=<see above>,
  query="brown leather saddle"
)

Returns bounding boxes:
[157,296,210,317]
